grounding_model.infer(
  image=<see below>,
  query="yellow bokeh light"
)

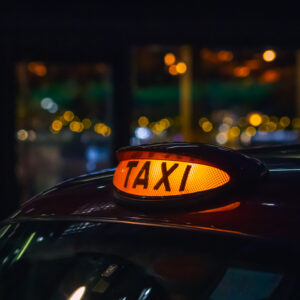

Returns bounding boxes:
[263,50,276,62]
[229,126,240,138]
[63,111,75,122]
[51,120,63,132]
[94,123,111,136]
[292,118,300,129]
[262,115,270,123]
[223,116,233,125]
[138,116,149,127]
[176,62,187,74]
[202,121,213,132]
[17,129,28,141]
[101,125,111,136]
[169,65,178,76]
[245,126,256,137]
[153,123,165,133]
[94,123,105,134]
[160,118,170,128]
[58,115,68,126]
[70,121,84,133]
[265,121,277,131]
[279,116,291,127]
[198,117,208,127]
[82,118,92,129]
[164,53,176,66]
[249,113,262,127]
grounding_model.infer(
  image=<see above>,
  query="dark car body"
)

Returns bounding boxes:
[1,143,300,299]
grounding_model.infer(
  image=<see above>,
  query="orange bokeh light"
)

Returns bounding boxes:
[28,62,47,76]
[176,62,187,74]
[261,70,280,83]
[217,50,233,62]
[113,159,230,197]
[169,65,178,76]
[233,66,250,77]
[164,53,176,66]
[263,50,276,62]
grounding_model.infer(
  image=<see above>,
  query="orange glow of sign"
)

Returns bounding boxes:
[198,201,240,213]
[113,159,230,197]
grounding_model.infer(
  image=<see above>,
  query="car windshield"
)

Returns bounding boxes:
[0,221,299,300]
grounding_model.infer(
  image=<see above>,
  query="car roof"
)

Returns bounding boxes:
[10,143,300,244]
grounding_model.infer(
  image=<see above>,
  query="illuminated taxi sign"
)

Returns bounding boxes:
[113,143,267,205]
[113,158,230,198]
[113,145,231,202]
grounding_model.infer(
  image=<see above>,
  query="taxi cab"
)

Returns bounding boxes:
[0,142,300,299]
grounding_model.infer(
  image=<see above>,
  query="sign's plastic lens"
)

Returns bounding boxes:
[113,159,230,197]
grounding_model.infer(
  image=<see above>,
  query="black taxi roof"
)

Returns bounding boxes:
[9,143,300,244]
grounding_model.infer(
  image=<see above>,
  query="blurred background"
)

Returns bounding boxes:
[1,3,300,217]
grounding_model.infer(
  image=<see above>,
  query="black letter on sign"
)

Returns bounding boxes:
[154,162,178,191]
[124,161,138,187]
[179,165,192,191]
[133,161,151,189]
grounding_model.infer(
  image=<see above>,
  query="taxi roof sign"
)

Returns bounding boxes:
[113,143,267,206]
[113,158,230,197]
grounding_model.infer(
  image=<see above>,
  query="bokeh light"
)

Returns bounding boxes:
[229,126,240,138]
[263,50,276,62]
[135,127,151,140]
[169,65,178,76]
[176,62,187,74]
[261,70,279,82]
[216,132,228,145]
[292,118,300,129]
[51,120,63,132]
[17,129,28,141]
[202,121,213,132]
[70,121,84,133]
[279,116,291,127]
[28,62,47,76]
[164,53,176,66]
[138,116,149,127]
[94,123,111,136]
[198,117,208,127]
[240,131,251,145]
[63,111,75,122]
[41,98,54,110]
[249,113,262,127]
[245,126,256,137]
[217,50,233,62]
[233,66,250,77]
